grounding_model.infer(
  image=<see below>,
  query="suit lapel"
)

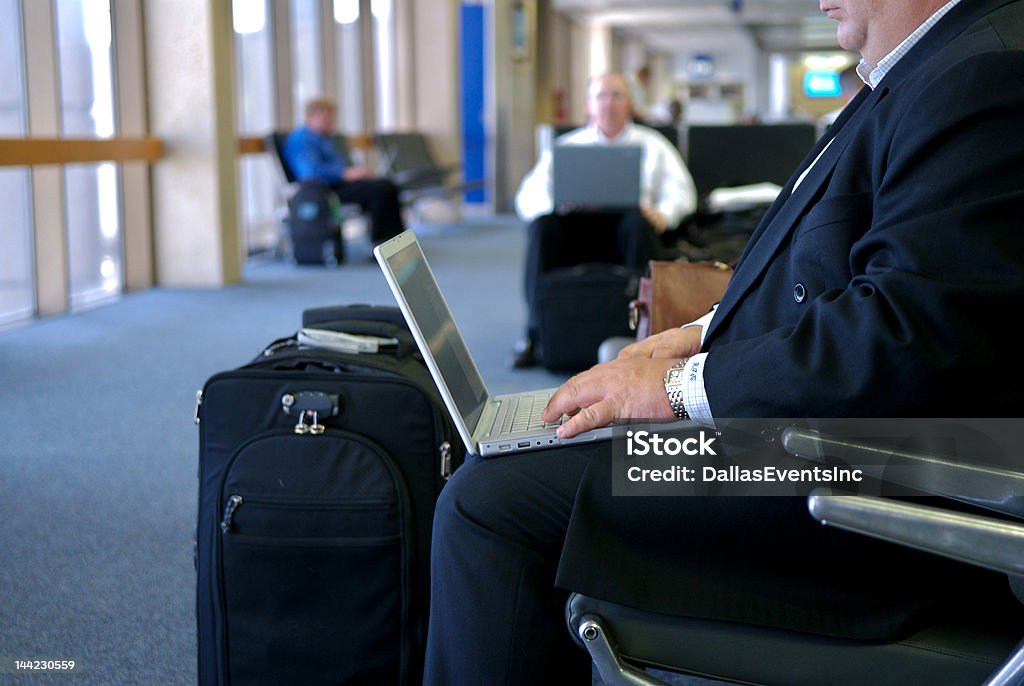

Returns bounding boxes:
[733,85,871,264]
[703,86,882,343]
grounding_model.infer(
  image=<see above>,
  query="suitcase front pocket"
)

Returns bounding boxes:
[221,527,401,686]
[219,495,398,539]
[216,432,411,686]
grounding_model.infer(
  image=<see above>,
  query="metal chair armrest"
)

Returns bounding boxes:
[782,426,1024,517]
[807,489,1024,577]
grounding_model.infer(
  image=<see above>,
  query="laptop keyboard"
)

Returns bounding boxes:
[499,392,565,435]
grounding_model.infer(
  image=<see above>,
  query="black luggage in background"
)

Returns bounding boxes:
[195,305,462,686]
[287,180,343,265]
[536,263,638,372]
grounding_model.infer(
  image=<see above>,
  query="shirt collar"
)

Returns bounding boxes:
[594,122,634,143]
[857,0,962,89]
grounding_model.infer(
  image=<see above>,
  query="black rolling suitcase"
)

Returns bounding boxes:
[536,263,639,373]
[195,305,462,686]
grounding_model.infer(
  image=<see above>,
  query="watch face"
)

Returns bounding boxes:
[668,368,686,384]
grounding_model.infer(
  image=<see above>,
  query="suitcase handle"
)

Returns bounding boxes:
[316,320,416,358]
[301,305,416,358]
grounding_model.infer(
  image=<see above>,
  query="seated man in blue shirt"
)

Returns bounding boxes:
[283,98,404,245]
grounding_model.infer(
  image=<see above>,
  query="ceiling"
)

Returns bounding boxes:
[550,0,842,56]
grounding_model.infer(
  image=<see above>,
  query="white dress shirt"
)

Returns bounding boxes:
[514,122,697,229]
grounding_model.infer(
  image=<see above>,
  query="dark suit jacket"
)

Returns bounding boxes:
[704,0,1024,417]
[557,0,1024,640]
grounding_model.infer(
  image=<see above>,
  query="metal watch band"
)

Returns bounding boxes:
[664,359,690,421]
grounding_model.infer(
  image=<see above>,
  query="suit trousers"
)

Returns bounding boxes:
[423,449,597,686]
[331,178,405,243]
[523,210,662,341]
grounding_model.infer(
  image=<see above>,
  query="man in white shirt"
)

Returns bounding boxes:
[512,72,696,367]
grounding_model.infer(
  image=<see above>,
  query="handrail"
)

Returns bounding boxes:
[0,137,163,166]
[236,133,374,156]
[237,136,265,155]
[0,133,376,166]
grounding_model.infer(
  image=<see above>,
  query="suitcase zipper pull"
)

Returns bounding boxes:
[439,442,452,482]
[220,495,243,533]
[282,392,338,435]
[291,409,326,435]
[194,390,203,425]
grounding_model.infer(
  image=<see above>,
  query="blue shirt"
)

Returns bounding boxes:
[282,126,347,184]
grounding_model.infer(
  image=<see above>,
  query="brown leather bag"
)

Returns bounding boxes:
[628,260,733,340]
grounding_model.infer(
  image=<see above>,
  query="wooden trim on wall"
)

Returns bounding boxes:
[237,136,266,154]
[0,138,163,166]
[347,133,373,152]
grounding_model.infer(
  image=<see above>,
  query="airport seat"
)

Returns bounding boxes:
[373,131,483,204]
[648,123,679,150]
[566,425,1024,686]
[265,131,297,186]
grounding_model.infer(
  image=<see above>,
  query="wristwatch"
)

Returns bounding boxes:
[664,358,690,420]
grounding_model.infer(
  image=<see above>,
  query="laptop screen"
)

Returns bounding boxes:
[552,144,642,210]
[383,238,488,432]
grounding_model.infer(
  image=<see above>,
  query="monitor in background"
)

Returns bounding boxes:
[685,123,817,202]
[804,70,842,98]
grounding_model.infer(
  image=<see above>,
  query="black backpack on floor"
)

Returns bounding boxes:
[195,305,462,686]
[287,180,344,265]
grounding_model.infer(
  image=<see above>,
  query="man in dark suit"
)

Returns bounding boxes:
[424,0,1024,683]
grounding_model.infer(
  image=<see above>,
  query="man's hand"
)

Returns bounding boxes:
[618,325,702,360]
[542,357,678,438]
[343,167,373,181]
[641,205,668,233]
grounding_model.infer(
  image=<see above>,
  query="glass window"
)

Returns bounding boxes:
[291,0,324,124]
[233,0,280,257]
[334,0,363,134]
[371,0,395,130]
[0,0,34,326]
[55,0,123,311]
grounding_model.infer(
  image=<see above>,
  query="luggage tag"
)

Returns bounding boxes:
[297,327,399,354]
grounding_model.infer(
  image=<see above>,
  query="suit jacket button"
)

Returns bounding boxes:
[793,283,807,303]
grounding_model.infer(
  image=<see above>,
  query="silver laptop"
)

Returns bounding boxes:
[375,230,653,457]
[552,144,643,211]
